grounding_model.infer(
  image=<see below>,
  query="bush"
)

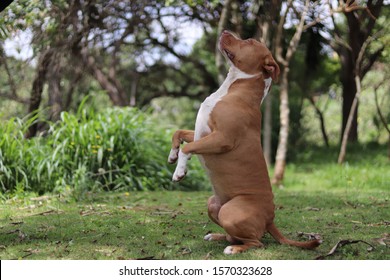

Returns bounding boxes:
[0,107,209,197]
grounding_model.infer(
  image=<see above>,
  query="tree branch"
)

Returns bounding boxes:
[356,30,385,76]
[374,82,390,135]
[275,0,292,66]
[147,36,218,90]
[285,0,310,63]
[0,46,30,104]
[0,91,30,104]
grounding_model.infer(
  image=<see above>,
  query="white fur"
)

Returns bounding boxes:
[262,77,272,104]
[172,150,191,181]
[223,246,234,255]
[194,66,260,141]
[167,147,179,163]
[203,234,213,241]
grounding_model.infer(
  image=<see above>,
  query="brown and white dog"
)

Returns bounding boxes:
[168,31,321,254]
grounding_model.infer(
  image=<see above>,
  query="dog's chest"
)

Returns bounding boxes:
[194,94,222,141]
[194,67,269,141]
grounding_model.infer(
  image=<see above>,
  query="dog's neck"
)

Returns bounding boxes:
[211,66,258,99]
[214,66,271,105]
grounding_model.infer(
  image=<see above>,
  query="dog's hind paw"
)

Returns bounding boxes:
[223,245,249,255]
[204,234,213,241]
[204,234,226,241]
[223,246,235,255]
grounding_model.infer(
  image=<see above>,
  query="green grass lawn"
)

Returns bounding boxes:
[0,145,389,260]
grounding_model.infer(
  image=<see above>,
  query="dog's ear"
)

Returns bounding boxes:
[263,55,280,81]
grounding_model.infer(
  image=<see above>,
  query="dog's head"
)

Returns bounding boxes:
[219,30,280,81]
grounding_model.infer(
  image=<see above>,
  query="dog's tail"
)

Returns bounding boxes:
[267,223,322,249]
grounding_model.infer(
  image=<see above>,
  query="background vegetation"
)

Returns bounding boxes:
[0,0,388,195]
[0,103,208,196]
[0,0,388,260]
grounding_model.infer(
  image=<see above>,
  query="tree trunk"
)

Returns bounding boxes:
[48,58,63,122]
[130,73,139,107]
[259,13,273,166]
[25,50,53,138]
[215,0,233,84]
[338,18,385,163]
[256,0,282,167]
[263,93,273,167]
[309,96,329,147]
[373,83,390,159]
[272,0,309,185]
[338,75,361,164]
[336,0,384,143]
[259,16,272,166]
[272,67,289,185]
[64,70,83,110]
[84,53,128,106]
[340,54,359,142]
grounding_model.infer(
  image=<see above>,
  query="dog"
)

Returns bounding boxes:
[168,30,321,254]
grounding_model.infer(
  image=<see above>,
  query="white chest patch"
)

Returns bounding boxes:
[194,66,261,141]
[262,77,272,104]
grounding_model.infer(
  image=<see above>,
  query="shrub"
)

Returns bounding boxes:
[0,117,29,193]
[0,107,209,197]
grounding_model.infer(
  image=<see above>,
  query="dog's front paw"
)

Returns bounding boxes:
[172,166,187,182]
[168,148,179,164]
[172,150,191,182]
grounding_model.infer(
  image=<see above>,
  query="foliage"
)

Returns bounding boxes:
[0,105,208,197]
[150,97,200,130]
[0,0,389,188]
[0,144,388,260]
[1,0,220,112]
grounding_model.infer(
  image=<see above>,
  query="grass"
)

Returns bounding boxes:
[0,145,389,260]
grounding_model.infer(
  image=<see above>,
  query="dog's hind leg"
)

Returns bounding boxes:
[204,195,246,245]
[204,233,227,241]
[217,196,266,254]
[204,195,228,242]
[207,195,222,226]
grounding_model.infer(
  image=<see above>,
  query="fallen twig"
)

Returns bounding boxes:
[316,239,375,259]
[27,209,64,217]
[10,221,24,225]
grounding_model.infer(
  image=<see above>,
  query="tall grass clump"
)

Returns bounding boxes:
[0,107,208,197]
[0,117,30,193]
